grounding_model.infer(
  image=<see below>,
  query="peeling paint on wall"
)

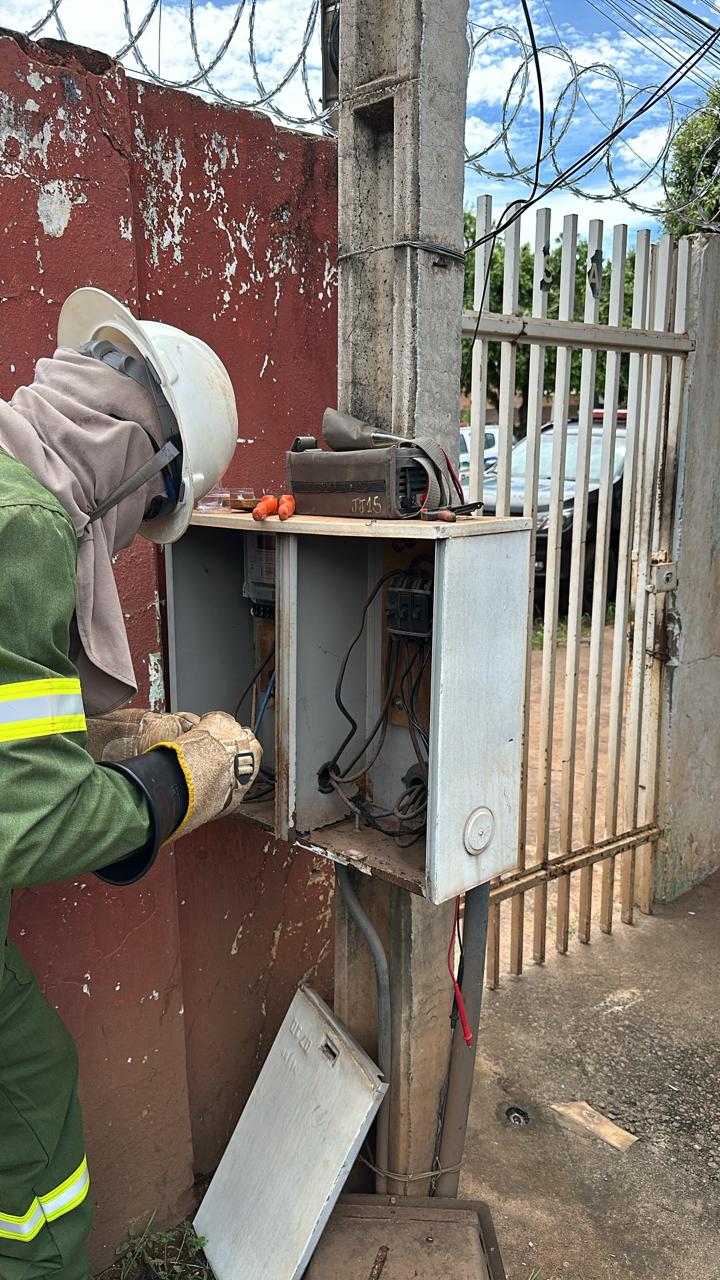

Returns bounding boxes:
[147,650,165,711]
[135,126,189,268]
[1,91,53,174]
[36,177,85,237]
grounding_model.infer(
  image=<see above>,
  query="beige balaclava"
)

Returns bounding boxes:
[0,347,170,714]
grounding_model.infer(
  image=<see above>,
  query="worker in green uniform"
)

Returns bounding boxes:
[0,288,262,1280]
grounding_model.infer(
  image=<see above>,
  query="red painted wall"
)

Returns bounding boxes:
[127,78,337,1179]
[1,31,336,1269]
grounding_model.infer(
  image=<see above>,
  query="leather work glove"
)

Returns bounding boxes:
[148,711,263,839]
[87,708,200,763]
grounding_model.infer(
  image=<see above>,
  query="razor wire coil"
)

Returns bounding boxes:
[12,2,720,227]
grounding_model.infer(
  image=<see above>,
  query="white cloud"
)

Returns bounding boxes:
[463,0,709,233]
[0,0,708,234]
[0,0,327,124]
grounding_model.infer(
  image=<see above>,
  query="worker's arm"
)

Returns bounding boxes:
[0,501,164,889]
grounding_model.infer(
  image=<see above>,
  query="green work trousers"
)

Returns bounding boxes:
[0,943,92,1280]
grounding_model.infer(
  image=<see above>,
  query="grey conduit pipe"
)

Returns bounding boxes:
[435,881,491,1197]
[336,865,391,1195]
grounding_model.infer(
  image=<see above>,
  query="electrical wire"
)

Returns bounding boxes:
[519,0,546,201]
[244,767,276,803]
[321,570,401,779]
[321,568,433,846]
[539,0,666,175]
[234,645,275,719]
[253,670,275,735]
[447,897,473,1047]
[464,20,720,258]
[467,0,546,357]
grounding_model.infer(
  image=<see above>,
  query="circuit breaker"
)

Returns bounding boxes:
[166,512,531,904]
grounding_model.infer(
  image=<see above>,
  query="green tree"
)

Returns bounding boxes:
[662,83,720,237]
[461,210,635,433]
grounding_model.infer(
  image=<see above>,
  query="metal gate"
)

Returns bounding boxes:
[462,196,692,984]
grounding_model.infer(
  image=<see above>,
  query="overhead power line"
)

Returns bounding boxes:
[466,15,720,254]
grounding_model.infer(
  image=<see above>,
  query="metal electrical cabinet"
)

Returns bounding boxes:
[166,512,531,904]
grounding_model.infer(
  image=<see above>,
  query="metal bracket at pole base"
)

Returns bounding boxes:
[435,881,491,1198]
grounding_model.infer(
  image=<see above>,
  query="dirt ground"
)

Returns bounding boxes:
[462,870,720,1280]
[493,626,637,978]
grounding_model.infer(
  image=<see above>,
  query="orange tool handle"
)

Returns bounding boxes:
[252,495,279,521]
[278,494,296,521]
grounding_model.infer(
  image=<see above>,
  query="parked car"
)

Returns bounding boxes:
[458,425,515,498]
[481,414,627,612]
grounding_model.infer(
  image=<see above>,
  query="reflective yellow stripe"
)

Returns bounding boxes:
[0,678,85,743]
[0,1157,90,1242]
[0,716,87,744]
[0,678,81,703]
[40,1156,90,1223]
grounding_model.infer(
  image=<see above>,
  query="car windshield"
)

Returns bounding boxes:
[510,430,625,484]
[459,432,469,457]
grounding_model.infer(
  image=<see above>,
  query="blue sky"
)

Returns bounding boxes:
[462,0,717,241]
[3,0,719,244]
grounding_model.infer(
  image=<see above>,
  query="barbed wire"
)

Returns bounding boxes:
[466,20,720,228]
[23,0,334,129]
[11,1,720,226]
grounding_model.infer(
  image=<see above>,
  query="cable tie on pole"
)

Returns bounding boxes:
[358,1154,463,1183]
[338,240,465,264]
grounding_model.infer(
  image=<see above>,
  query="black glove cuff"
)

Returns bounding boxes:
[94,747,190,886]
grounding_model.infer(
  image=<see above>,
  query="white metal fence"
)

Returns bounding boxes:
[462,197,691,983]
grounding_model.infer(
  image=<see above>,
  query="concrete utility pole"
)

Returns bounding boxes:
[333,0,471,1190]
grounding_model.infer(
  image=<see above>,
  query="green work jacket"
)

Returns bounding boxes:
[0,448,153,984]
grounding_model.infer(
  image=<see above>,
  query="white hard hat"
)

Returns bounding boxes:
[57,287,238,543]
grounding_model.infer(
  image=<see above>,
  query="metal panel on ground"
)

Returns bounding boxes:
[194,986,386,1280]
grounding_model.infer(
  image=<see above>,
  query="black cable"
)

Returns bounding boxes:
[244,769,276,804]
[400,643,430,759]
[464,21,720,258]
[334,640,399,782]
[321,572,435,846]
[467,0,546,359]
[234,646,275,719]
[409,644,431,749]
[519,0,545,202]
[322,570,402,777]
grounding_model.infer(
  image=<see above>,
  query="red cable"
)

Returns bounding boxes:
[441,448,466,504]
[448,896,473,1047]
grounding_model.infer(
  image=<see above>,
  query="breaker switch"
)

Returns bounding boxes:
[386,583,432,639]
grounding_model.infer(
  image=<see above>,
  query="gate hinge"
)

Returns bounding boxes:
[647,561,678,593]
[646,646,672,663]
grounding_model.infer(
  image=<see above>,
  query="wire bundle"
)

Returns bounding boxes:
[320,568,433,848]
[235,645,276,804]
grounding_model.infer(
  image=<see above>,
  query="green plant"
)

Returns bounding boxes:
[115,1216,211,1280]
[662,82,720,236]
[462,210,636,430]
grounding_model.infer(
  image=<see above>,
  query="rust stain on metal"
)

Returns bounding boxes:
[367,1245,389,1279]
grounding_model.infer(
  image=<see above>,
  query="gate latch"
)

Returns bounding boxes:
[648,561,678,593]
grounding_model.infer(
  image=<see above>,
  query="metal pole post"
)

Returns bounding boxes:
[435,883,491,1196]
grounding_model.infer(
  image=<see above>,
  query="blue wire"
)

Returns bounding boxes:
[254,671,276,735]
